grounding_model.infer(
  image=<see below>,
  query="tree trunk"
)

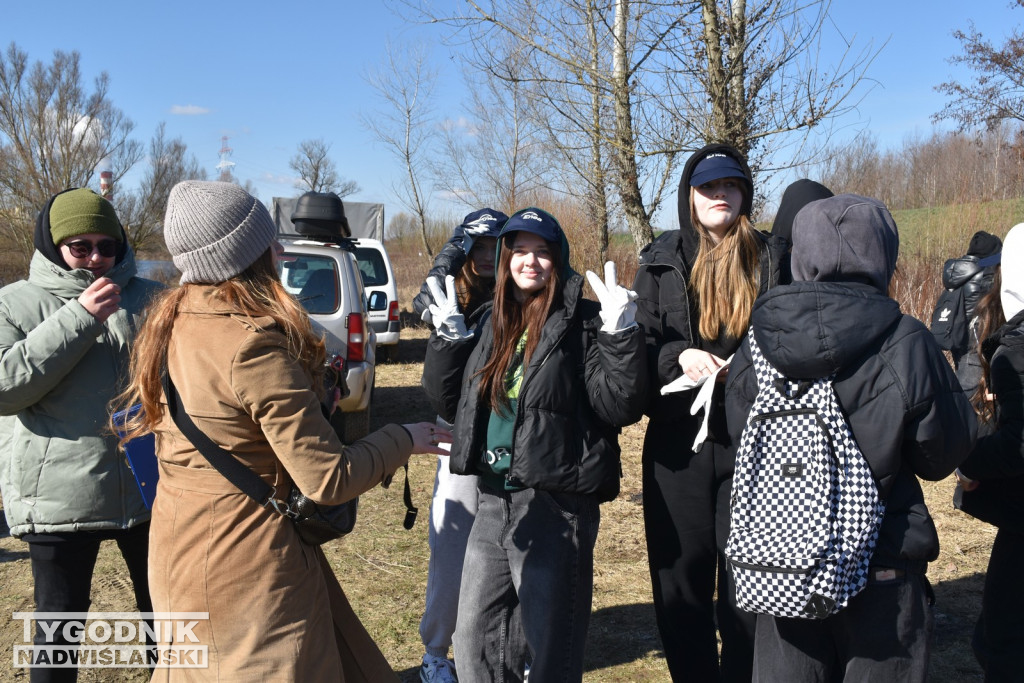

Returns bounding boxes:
[613,0,654,252]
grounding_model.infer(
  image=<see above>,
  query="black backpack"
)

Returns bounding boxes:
[930,252,1000,354]
[930,285,968,353]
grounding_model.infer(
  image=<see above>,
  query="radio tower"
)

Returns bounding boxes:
[216,136,236,182]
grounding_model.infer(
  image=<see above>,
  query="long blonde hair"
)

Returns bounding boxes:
[112,249,327,442]
[689,186,762,340]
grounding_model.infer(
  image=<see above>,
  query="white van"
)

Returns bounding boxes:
[352,238,400,361]
[277,236,375,443]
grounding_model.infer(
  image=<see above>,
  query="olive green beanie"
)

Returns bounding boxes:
[48,188,123,245]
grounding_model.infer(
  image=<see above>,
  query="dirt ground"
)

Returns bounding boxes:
[0,324,993,682]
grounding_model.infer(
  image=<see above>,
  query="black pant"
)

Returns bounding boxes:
[28,524,152,683]
[642,423,755,683]
[752,572,933,682]
[973,527,1024,682]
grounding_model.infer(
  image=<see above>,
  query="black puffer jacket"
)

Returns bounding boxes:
[959,310,1024,481]
[725,282,978,571]
[421,270,647,502]
[632,142,787,432]
[412,230,468,318]
[942,254,999,324]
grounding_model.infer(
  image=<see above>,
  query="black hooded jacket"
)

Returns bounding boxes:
[632,143,788,428]
[941,254,999,325]
[420,230,648,502]
[959,309,1024,482]
[726,282,976,570]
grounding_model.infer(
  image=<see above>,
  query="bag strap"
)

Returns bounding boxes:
[161,370,285,513]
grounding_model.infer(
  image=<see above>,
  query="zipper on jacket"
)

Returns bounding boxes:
[506,317,574,486]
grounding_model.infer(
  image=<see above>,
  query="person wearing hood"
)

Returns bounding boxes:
[954,222,1024,681]
[413,207,508,683]
[0,188,163,682]
[421,207,647,681]
[113,180,448,681]
[935,230,1003,394]
[726,194,976,681]
[771,178,835,283]
[632,144,787,681]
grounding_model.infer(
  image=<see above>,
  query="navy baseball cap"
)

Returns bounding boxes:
[461,208,508,235]
[690,152,747,187]
[498,207,563,243]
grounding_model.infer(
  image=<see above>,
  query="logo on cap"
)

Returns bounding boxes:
[521,211,543,222]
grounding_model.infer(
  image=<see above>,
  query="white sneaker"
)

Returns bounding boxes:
[420,654,458,683]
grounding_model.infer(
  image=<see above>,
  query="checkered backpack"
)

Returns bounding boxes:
[725,332,886,620]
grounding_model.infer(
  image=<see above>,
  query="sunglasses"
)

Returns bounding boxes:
[62,239,119,259]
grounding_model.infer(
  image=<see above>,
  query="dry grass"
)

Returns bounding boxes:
[0,325,991,682]
[0,205,1003,680]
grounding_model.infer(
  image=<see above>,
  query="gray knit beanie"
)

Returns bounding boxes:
[164,181,277,284]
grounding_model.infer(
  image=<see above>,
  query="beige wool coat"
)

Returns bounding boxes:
[148,286,410,682]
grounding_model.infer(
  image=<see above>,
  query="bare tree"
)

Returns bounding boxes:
[0,43,142,255]
[435,43,549,213]
[114,122,207,254]
[665,0,879,195]
[934,1,1024,131]
[403,0,681,252]
[362,42,438,258]
[289,138,360,196]
[401,0,878,250]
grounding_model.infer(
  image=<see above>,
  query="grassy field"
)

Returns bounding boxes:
[0,325,994,682]
[0,197,1015,681]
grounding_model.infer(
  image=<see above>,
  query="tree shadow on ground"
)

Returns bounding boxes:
[394,602,664,682]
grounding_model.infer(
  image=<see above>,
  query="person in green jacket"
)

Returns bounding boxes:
[0,188,163,683]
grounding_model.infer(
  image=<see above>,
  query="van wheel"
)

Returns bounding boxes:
[377,344,396,363]
[332,407,371,445]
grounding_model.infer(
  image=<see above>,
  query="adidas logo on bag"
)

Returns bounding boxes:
[725,332,885,620]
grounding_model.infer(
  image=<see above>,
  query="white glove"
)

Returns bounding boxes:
[426,275,470,341]
[585,261,638,333]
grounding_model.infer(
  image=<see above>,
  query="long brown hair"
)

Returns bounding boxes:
[112,249,327,442]
[456,237,497,313]
[689,186,762,340]
[971,267,1005,423]
[477,232,562,415]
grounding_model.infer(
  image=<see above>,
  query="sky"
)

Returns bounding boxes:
[4,1,1022,229]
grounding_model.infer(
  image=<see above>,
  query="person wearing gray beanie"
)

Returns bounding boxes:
[118,179,451,680]
[164,180,278,284]
[724,192,975,682]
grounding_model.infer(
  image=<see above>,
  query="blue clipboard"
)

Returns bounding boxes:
[112,405,158,509]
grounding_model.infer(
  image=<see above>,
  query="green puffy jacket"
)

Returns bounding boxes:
[0,249,163,537]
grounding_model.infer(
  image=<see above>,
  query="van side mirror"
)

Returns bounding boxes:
[368,291,388,311]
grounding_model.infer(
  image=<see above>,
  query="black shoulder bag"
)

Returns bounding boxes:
[161,371,357,545]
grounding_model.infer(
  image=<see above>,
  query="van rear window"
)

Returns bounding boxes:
[353,247,389,287]
[278,255,339,314]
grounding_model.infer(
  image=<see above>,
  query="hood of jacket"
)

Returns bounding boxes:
[676,143,753,235]
[942,254,989,289]
[33,189,130,271]
[751,281,903,379]
[1001,223,1024,320]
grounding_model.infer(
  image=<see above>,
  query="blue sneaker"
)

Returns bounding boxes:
[420,654,458,683]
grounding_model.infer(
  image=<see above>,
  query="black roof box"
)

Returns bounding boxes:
[290,192,351,238]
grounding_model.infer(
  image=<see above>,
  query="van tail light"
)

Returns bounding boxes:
[388,301,399,323]
[346,312,365,363]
